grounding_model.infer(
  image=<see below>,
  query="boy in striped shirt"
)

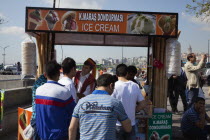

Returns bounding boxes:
[69,74,131,140]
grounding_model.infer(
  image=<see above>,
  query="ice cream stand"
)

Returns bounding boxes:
[18,6,179,140]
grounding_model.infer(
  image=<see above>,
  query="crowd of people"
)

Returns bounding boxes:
[28,52,210,140]
[29,57,150,140]
[167,53,210,139]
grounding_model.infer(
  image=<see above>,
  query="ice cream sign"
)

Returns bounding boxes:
[79,13,124,33]
[148,113,172,140]
[26,7,178,37]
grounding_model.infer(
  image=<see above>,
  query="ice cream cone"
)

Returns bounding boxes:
[28,10,42,30]
[45,10,59,30]
[28,22,38,30]
[47,22,54,30]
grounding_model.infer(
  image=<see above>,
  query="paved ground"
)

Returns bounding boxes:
[1,86,210,140]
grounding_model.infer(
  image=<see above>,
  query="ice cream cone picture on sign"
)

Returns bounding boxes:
[158,15,176,35]
[28,10,42,30]
[45,10,59,30]
[19,111,27,130]
[61,11,77,31]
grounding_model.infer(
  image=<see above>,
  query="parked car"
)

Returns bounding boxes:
[3,65,18,75]
[0,64,3,71]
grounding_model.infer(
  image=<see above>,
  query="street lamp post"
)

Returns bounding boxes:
[122,47,124,64]
[208,40,210,63]
[0,45,10,66]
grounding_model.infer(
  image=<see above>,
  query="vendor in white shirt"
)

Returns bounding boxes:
[74,58,96,99]
[58,57,77,103]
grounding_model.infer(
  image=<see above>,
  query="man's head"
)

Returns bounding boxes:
[62,57,76,78]
[82,58,96,76]
[45,60,61,81]
[194,97,205,112]
[126,65,137,80]
[96,74,115,94]
[116,64,128,77]
[187,53,196,63]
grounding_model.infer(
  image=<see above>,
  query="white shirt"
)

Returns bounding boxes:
[112,80,144,126]
[76,73,93,96]
[36,82,71,100]
[205,69,210,76]
[58,77,77,103]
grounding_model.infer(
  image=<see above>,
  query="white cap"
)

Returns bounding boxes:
[198,92,206,100]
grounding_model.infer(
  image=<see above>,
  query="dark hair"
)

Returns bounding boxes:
[112,75,118,83]
[45,60,61,79]
[97,74,115,87]
[195,97,205,103]
[187,53,195,61]
[116,64,127,77]
[127,65,137,74]
[62,57,76,75]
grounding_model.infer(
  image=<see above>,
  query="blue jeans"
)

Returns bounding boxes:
[188,88,199,108]
[30,118,40,140]
[116,125,136,140]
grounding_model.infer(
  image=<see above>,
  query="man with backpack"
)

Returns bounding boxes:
[168,67,188,113]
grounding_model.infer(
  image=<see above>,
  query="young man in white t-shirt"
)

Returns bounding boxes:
[112,64,145,140]
[58,57,77,103]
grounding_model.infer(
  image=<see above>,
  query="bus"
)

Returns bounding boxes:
[76,64,103,71]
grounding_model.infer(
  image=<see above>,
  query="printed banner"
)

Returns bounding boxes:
[148,113,172,140]
[18,107,32,140]
[0,89,5,131]
[26,7,178,37]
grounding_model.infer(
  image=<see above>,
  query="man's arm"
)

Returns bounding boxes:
[195,114,206,129]
[82,83,95,96]
[121,119,132,132]
[187,55,206,72]
[69,117,79,140]
[136,100,147,112]
[116,101,132,132]
[206,116,210,123]
[194,106,206,129]
[77,93,85,99]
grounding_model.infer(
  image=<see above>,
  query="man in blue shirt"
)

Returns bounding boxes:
[35,61,76,140]
[181,97,210,140]
[69,74,132,140]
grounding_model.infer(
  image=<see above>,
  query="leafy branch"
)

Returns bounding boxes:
[186,0,210,22]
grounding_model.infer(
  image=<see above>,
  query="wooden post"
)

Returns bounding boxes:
[152,37,168,108]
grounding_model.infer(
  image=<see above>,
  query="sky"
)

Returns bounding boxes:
[0,0,210,64]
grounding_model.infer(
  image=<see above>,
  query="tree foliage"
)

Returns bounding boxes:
[186,0,210,22]
[0,17,5,24]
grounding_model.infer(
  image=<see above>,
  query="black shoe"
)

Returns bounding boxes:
[172,109,179,115]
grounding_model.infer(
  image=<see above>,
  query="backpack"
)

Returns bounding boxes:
[180,67,187,83]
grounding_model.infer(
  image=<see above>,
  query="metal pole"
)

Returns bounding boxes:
[1,46,9,66]
[122,47,123,64]
[3,48,5,66]
[61,45,63,62]
[53,0,56,8]
[208,40,209,63]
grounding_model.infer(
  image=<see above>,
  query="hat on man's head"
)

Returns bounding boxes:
[84,58,96,78]
[84,58,96,68]
[197,92,206,100]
